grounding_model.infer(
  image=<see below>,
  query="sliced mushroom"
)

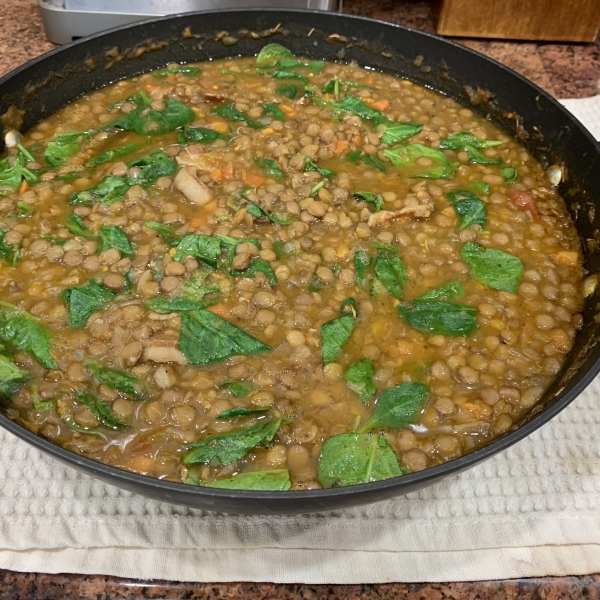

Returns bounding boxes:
[173,167,214,206]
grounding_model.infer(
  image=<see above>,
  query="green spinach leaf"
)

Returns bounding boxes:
[182,418,282,465]
[75,392,128,430]
[145,220,179,244]
[381,122,423,145]
[211,103,263,130]
[254,157,284,179]
[172,234,222,267]
[218,382,255,399]
[61,279,116,328]
[70,175,134,206]
[416,280,464,302]
[469,181,490,195]
[448,189,487,230]
[398,301,478,336]
[321,298,357,364]
[271,70,309,84]
[361,382,428,431]
[217,407,270,420]
[146,298,216,314]
[361,153,387,171]
[179,309,271,365]
[354,248,372,289]
[276,84,299,99]
[197,469,291,491]
[261,103,285,120]
[86,143,142,166]
[0,302,57,369]
[318,433,404,488]
[85,360,143,398]
[461,242,524,293]
[246,201,293,225]
[178,126,230,145]
[0,230,20,266]
[153,66,200,78]
[99,224,134,257]
[329,95,389,127]
[372,250,407,299]
[353,191,383,212]
[304,158,336,178]
[383,144,453,179]
[129,99,196,135]
[65,214,95,238]
[501,166,518,183]
[230,258,278,287]
[256,44,295,65]
[0,354,29,398]
[217,234,260,267]
[127,150,177,184]
[344,359,376,403]
[45,132,88,167]
[440,132,503,150]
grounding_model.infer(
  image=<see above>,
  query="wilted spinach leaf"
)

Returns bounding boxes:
[501,166,518,183]
[217,234,260,267]
[123,99,196,136]
[276,84,299,99]
[45,132,88,167]
[398,301,478,336]
[361,382,429,431]
[354,248,372,289]
[85,360,143,398]
[353,191,383,212]
[178,126,230,145]
[61,279,116,328]
[146,298,216,314]
[86,143,142,166]
[0,354,29,398]
[172,234,222,267]
[179,309,271,365]
[70,175,134,206]
[261,103,285,121]
[99,224,134,257]
[218,382,255,399]
[65,214,95,238]
[321,298,357,364]
[217,407,269,420]
[344,359,376,403]
[197,469,291,491]
[440,132,503,151]
[448,189,487,230]
[0,230,20,266]
[304,158,336,178]
[211,103,263,130]
[0,302,57,369]
[256,44,295,65]
[461,242,524,293]
[246,201,293,225]
[128,150,177,184]
[230,258,278,287]
[75,392,128,430]
[361,153,387,172]
[182,418,282,465]
[318,433,404,488]
[254,157,283,179]
[329,95,389,127]
[372,250,407,299]
[416,280,464,302]
[381,122,423,145]
[145,220,179,245]
[383,144,453,179]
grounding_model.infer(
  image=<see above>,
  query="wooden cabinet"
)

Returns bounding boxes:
[436,0,600,42]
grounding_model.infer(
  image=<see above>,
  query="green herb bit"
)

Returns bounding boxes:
[360,382,429,431]
[99,224,134,257]
[182,418,283,465]
[61,279,116,328]
[383,144,453,179]
[211,103,264,130]
[398,300,478,336]
[39,234,66,246]
[318,432,404,488]
[75,392,129,430]
[218,382,255,399]
[501,166,518,183]
[448,189,487,230]
[310,181,324,197]
[0,354,29,399]
[31,385,54,412]
[254,157,284,179]
[65,214,95,238]
[469,181,490,195]
[261,103,285,121]
[361,154,386,171]
[276,84,298,99]
[353,191,383,212]
[344,359,376,403]
[86,143,142,166]
[0,301,57,369]
[146,297,217,314]
[44,132,89,167]
[179,309,271,365]
[0,230,20,266]
[17,201,33,215]
[461,242,524,293]
[346,150,362,162]
[85,360,144,399]
[304,158,336,178]
[216,407,270,420]
[354,248,372,289]
[178,126,230,145]
[381,122,423,145]
[153,66,200,78]
[321,298,357,364]
[372,250,407,299]
[256,43,295,65]
[230,258,278,287]
[182,269,221,303]
[196,469,291,491]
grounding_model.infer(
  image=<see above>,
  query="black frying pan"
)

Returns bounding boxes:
[1,9,599,515]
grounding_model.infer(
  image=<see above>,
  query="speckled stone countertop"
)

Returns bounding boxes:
[0,1,599,598]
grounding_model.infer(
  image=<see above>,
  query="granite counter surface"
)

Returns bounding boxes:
[0,0,599,598]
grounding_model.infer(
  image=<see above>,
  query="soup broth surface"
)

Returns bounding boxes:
[0,46,584,491]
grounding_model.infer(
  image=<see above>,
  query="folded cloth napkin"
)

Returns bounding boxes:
[0,99,599,584]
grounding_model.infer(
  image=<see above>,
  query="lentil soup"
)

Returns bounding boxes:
[0,44,585,491]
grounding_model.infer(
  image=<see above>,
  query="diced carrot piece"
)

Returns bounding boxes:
[369,99,389,111]
[211,121,229,133]
[245,173,265,187]
[280,104,294,113]
[261,127,274,135]
[333,140,349,155]
[18,180,29,197]
[222,162,234,180]
[209,168,222,182]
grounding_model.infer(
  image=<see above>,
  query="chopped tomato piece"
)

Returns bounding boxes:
[508,190,538,217]
[245,173,265,187]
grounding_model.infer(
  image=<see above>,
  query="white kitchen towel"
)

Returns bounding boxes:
[561,95,600,141]
[0,98,599,584]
